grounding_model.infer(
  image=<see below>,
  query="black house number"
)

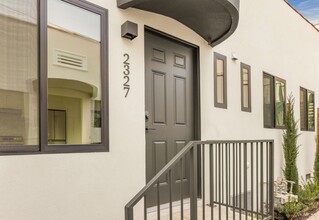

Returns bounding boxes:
[123,53,130,98]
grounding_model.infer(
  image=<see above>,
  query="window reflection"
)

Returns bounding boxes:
[242,68,249,108]
[308,91,314,130]
[0,0,39,146]
[300,89,306,130]
[216,59,224,104]
[263,76,273,127]
[47,0,101,145]
[48,109,66,144]
[275,80,285,127]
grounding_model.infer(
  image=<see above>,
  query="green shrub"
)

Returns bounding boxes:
[274,177,319,219]
[314,138,319,184]
[284,202,304,219]
[283,94,299,195]
[299,177,319,205]
[275,202,304,219]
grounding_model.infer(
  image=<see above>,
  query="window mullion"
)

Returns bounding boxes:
[39,0,48,152]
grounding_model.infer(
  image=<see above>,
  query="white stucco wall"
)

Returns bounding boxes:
[0,0,319,219]
[212,0,319,179]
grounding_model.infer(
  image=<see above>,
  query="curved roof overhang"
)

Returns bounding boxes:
[117,0,239,46]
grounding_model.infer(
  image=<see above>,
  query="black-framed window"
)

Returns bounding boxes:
[214,52,227,108]
[0,0,109,154]
[300,87,315,131]
[263,73,286,129]
[241,63,251,112]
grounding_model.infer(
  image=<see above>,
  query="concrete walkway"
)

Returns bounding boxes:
[308,210,319,219]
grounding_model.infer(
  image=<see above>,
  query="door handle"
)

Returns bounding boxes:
[145,111,150,122]
[145,127,156,131]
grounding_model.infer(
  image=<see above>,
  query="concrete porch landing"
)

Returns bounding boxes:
[147,199,260,220]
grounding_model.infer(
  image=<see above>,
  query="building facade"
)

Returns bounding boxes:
[0,0,318,219]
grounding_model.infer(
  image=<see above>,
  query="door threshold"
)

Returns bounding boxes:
[146,198,190,213]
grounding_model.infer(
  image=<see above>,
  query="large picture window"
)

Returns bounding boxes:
[300,87,315,131]
[263,73,286,129]
[0,0,108,154]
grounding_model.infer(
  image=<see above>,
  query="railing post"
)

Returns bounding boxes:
[190,144,198,220]
[268,141,274,219]
[125,206,133,220]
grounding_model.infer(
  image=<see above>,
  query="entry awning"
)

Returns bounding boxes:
[117,0,239,46]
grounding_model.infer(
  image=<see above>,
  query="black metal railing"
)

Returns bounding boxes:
[125,140,274,220]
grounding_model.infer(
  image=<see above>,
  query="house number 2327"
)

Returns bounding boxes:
[123,53,130,98]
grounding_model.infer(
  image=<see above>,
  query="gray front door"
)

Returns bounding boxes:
[145,31,195,207]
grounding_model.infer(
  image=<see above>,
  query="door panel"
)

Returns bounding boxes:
[153,141,168,184]
[153,72,167,124]
[145,31,195,207]
[175,77,187,125]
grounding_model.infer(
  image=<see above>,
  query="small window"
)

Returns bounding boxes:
[214,53,227,108]
[263,73,286,128]
[241,63,251,112]
[300,87,315,131]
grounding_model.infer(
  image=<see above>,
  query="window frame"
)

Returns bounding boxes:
[0,0,109,155]
[263,72,286,129]
[240,63,251,112]
[263,73,275,128]
[300,87,315,132]
[214,52,227,109]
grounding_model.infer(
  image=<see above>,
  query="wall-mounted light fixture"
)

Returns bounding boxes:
[231,53,238,61]
[121,21,138,40]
